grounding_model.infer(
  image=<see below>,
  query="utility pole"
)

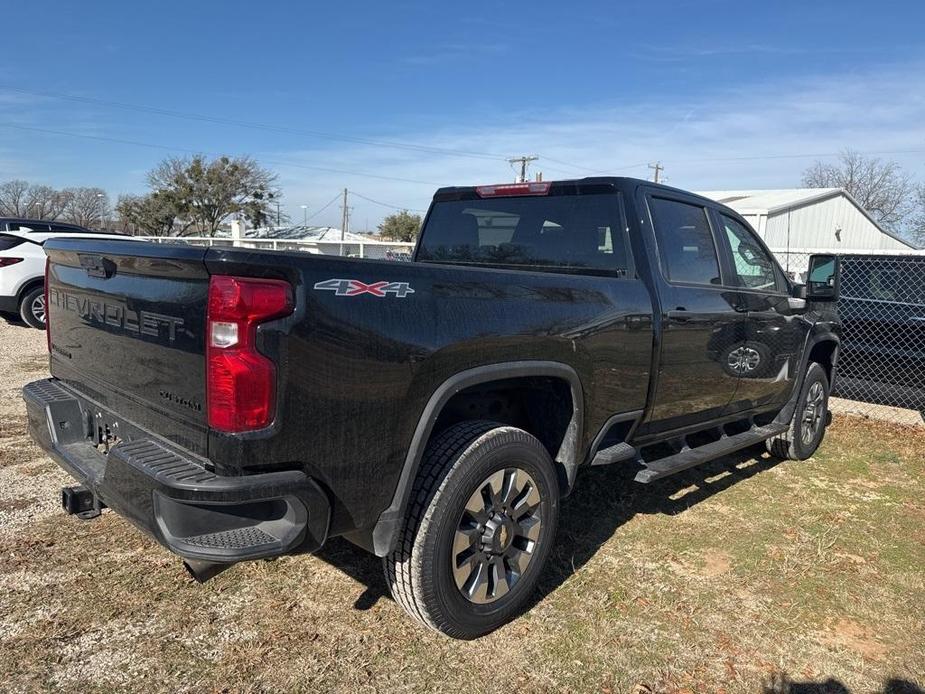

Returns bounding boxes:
[96,193,106,230]
[339,188,352,256]
[508,155,539,183]
[300,204,308,226]
[648,161,664,184]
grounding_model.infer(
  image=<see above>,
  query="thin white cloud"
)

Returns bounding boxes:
[2,61,923,230]
[269,61,925,228]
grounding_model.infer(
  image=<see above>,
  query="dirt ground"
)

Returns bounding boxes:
[1,316,923,693]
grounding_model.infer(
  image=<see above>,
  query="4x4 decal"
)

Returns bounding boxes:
[313,278,415,298]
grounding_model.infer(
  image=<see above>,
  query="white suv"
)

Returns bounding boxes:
[0,220,138,329]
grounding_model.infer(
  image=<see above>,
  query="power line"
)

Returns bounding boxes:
[349,190,428,213]
[0,123,443,186]
[303,193,342,223]
[0,85,509,162]
[666,148,925,165]
[538,155,648,175]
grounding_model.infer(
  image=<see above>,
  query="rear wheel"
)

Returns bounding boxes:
[766,361,830,460]
[19,285,46,330]
[384,421,559,639]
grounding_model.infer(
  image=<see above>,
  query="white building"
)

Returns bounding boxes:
[244,225,369,243]
[697,188,917,253]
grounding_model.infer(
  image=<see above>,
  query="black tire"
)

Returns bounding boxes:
[384,421,560,639]
[766,362,830,460]
[19,285,46,330]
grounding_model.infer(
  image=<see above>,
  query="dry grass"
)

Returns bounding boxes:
[0,318,923,693]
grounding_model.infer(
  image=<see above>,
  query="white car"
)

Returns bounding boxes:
[0,220,139,329]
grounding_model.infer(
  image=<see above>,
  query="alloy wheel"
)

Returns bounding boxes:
[451,467,543,604]
[31,294,46,326]
[801,381,825,446]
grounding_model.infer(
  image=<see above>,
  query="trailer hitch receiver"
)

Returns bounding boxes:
[61,485,105,520]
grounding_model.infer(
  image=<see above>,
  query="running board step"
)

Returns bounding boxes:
[591,442,638,466]
[634,423,788,484]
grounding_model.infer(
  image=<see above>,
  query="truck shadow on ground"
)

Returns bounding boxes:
[313,449,925,691]
[315,444,790,613]
[763,674,923,694]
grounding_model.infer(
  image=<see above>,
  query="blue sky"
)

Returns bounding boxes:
[1,0,924,230]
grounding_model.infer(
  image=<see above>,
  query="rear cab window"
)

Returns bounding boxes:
[418,193,632,277]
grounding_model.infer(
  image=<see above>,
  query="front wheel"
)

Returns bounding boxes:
[766,361,830,460]
[19,285,46,330]
[384,421,560,639]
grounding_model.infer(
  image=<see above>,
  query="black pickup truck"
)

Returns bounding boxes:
[24,177,841,638]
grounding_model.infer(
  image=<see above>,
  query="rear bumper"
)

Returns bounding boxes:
[23,378,330,564]
[0,294,19,313]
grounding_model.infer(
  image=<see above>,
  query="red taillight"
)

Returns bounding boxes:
[44,257,51,350]
[475,182,551,197]
[0,257,24,267]
[206,275,293,433]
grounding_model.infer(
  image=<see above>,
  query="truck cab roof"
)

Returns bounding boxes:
[432,177,718,206]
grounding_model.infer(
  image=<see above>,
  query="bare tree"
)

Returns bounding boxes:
[63,187,110,228]
[912,184,925,248]
[147,155,281,236]
[0,180,76,219]
[25,185,72,220]
[802,149,916,231]
[0,180,32,216]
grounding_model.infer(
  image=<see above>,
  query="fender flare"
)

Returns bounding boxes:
[775,331,840,426]
[370,360,584,556]
[15,277,45,306]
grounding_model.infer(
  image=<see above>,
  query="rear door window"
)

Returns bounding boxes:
[648,197,722,285]
[418,194,631,276]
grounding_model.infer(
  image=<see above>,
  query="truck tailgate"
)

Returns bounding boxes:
[45,239,211,455]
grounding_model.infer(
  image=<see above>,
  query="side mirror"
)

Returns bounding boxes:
[805,254,840,301]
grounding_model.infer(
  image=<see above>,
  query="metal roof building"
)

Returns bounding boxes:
[244,225,370,242]
[697,188,917,252]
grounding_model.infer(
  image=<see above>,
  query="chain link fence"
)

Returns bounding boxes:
[772,248,925,425]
